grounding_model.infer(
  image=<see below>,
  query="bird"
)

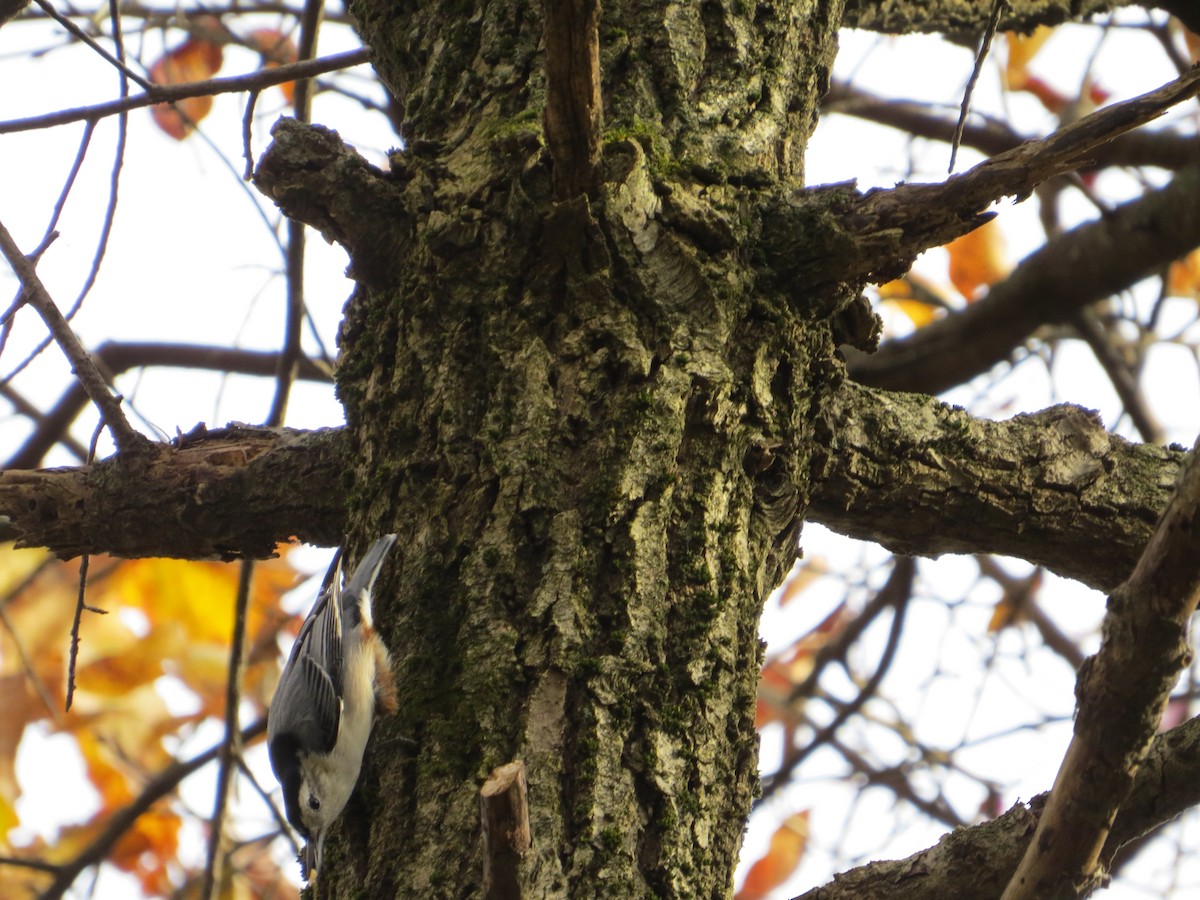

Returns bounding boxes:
[267,534,399,881]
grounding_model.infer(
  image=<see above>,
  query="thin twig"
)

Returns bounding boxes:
[64,423,109,713]
[0,219,143,453]
[38,719,268,900]
[6,342,331,470]
[0,554,62,717]
[236,756,301,858]
[265,0,323,427]
[241,90,260,181]
[29,0,153,90]
[0,47,371,134]
[201,559,255,900]
[759,557,916,804]
[949,0,1007,173]
[1070,309,1163,444]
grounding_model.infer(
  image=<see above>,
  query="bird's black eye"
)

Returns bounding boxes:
[308,795,321,811]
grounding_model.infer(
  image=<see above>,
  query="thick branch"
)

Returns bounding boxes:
[823,82,1200,172]
[0,424,348,559]
[794,713,1200,900]
[810,381,1183,593]
[3,386,1184,586]
[841,0,1129,35]
[764,65,1200,291]
[253,118,410,288]
[1002,436,1200,899]
[847,158,1200,394]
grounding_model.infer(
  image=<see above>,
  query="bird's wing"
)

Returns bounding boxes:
[268,573,344,754]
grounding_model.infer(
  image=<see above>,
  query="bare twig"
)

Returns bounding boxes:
[0,47,371,134]
[201,559,255,900]
[0,219,143,453]
[1069,309,1163,444]
[264,0,324,427]
[949,0,1006,173]
[64,424,109,713]
[760,557,916,803]
[7,342,331,470]
[29,0,152,90]
[38,719,268,900]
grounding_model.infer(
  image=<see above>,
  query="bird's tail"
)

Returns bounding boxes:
[337,534,398,627]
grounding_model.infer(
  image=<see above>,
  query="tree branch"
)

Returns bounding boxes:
[823,81,1200,172]
[1001,433,1200,899]
[0,48,370,135]
[809,381,1183,593]
[0,424,348,559]
[765,64,1200,292]
[796,713,1200,900]
[37,719,267,900]
[253,118,411,289]
[6,342,331,470]
[846,157,1200,395]
[841,0,1135,36]
[2,385,1184,587]
[0,220,145,455]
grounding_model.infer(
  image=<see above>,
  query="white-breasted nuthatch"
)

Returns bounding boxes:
[268,534,399,881]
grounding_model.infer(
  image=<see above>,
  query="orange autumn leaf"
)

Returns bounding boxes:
[947,219,1009,301]
[249,28,300,105]
[110,805,181,894]
[148,35,225,139]
[757,603,849,728]
[986,570,1043,633]
[1004,26,1054,91]
[76,729,137,808]
[1167,248,1200,298]
[1173,18,1200,62]
[737,812,810,899]
[987,596,1024,632]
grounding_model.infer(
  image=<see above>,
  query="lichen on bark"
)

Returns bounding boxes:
[259,0,851,895]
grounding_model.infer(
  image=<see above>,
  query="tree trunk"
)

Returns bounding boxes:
[255,0,845,895]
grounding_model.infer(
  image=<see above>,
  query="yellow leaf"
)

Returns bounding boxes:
[1005,26,1054,90]
[0,792,20,837]
[111,805,181,894]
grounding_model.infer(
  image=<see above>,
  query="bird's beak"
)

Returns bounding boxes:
[302,830,325,882]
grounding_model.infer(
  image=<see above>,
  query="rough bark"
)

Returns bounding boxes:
[810,382,1184,593]
[842,0,1126,35]
[7,1,1200,897]
[0,387,1182,592]
[0,425,347,560]
[258,1,846,895]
